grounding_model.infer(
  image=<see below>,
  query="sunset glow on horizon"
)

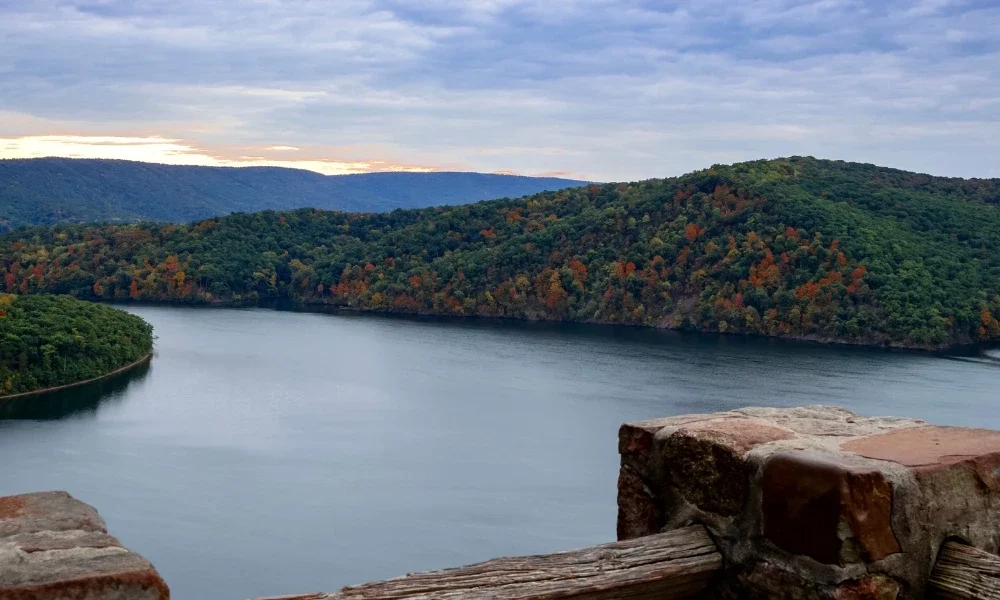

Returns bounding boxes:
[0,135,442,176]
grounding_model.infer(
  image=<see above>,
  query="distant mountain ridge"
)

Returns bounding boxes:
[0,158,587,229]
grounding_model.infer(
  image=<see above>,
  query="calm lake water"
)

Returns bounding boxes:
[1,306,998,599]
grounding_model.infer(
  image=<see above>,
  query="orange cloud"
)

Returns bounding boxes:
[0,135,440,175]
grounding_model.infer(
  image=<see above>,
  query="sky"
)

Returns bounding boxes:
[0,0,997,181]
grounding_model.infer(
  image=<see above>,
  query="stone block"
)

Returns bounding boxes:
[761,451,899,564]
[617,406,1000,599]
[662,417,796,516]
[0,491,169,600]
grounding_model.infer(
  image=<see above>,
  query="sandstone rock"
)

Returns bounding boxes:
[617,405,1000,599]
[0,491,106,538]
[0,491,168,600]
[842,425,1000,473]
[618,413,722,476]
[662,417,796,516]
[831,575,902,600]
[736,562,902,600]
[732,406,922,439]
[616,465,663,540]
[762,451,899,564]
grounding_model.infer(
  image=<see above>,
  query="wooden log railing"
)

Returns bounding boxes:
[256,525,721,600]
[930,540,1000,600]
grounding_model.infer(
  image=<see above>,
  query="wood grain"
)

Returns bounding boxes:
[930,540,1000,600]
[255,525,720,600]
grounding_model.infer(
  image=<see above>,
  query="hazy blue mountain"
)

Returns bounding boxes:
[0,158,587,229]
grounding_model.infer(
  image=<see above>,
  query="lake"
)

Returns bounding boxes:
[1,305,998,599]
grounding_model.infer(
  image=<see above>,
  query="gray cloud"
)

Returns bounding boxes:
[0,0,997,179]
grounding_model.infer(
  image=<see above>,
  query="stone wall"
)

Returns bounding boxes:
[617,406,1000,599]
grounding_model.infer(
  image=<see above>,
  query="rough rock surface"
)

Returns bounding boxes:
[0,491,169,600]
[618,406,1000,599]
[762,450,899,565]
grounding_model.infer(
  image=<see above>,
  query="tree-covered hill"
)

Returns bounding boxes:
[1,156,998,349]
[0,294,153,396]
[0,158,586,229]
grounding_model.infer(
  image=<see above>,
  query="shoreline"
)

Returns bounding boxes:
[106,296,1000,354]
[286,301,983,355]
[0,352,153,402]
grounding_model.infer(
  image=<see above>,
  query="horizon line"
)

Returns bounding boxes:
[0,155,592,180]
[0,134,589,180]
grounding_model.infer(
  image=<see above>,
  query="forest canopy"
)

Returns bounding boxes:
[1,156,998,349]
[0,294,153,396]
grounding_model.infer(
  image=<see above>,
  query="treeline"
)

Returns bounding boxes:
[1,156,998,348]
[0,295,153,396]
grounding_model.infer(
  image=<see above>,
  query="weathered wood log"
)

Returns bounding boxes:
[929,540,1000,600]
[256,525,721,600]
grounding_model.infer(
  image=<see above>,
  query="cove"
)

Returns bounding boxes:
[1,305,998,600]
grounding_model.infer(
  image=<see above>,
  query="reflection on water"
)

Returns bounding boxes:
[0,360,151,420]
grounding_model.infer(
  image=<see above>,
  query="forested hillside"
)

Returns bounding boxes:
[0,158,585,229]
[1,156,998,349]
[0,294,153,396]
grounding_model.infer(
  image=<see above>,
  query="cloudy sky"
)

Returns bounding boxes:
[0,0,997,181]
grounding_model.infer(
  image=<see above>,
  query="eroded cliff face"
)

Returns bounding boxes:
[0,491,168,600]
[618,405,1000,599]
